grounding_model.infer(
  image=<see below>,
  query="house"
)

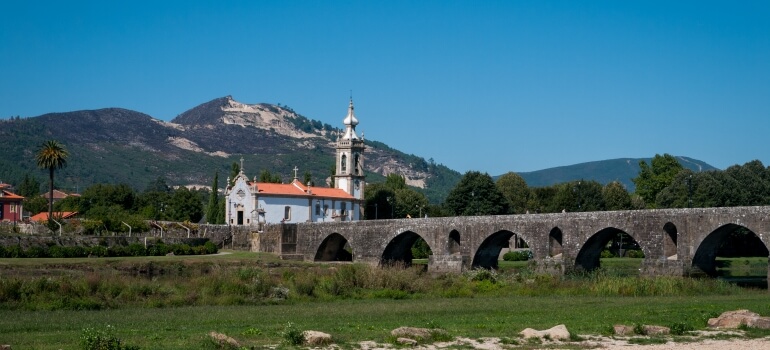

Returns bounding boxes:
[40,189,80,204]
[224,98,366,228]
[0,183,24,222]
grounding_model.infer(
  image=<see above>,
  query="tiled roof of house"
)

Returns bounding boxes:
[0,183,24,200]
[253,180,355,200]
[39,189,78,200]
[30,211,78,222]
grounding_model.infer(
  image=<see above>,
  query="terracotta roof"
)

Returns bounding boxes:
[30,211,78,222]
[0,189,24,200]
[40,189,76,200]
[253,180,355,200]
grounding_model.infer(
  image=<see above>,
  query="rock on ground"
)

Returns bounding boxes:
[643,325,671,335]
[303,330,332,346]
[391,327,433,340]
[208,331,240,348]
[519,324,570,340]
[708,309,770,329]
[396,337,418,346]
[614,325,634,336]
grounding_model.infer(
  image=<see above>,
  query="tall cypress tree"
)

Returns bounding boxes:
[206,172,221,224]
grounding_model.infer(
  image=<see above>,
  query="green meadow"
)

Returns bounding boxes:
[0,252,767,349]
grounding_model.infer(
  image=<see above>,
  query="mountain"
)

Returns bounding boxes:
[512,157,717,191]
[0,96,719,202]
[0,96,461,203]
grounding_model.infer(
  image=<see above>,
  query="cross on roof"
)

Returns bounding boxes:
[293,166,299,179]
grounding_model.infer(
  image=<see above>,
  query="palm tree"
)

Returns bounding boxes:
[35,140,69,221]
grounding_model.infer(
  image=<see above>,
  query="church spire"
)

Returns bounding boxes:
[341,98,359,140]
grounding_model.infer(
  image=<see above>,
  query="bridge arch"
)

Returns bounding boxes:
[472,230,531,269]
[381,230,433,266]
[447,230,461,255]
[692,223,769,278]
[663,222,678,259]
[549,227,563,258]
[575,227,644,272]
[314,232,353,262]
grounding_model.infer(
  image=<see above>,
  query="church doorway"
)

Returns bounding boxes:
[237,211,244,225]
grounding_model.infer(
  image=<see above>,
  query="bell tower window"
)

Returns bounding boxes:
[341,154,347,174]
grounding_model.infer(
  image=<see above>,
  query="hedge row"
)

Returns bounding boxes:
[0,241,218,258]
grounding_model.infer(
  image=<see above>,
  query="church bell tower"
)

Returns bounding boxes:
[335,98,365,200]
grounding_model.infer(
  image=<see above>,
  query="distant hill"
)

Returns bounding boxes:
[511,157,717,191]
[0,96,461,203]
[0,96,721,202]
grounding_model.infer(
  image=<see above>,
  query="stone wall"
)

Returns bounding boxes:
[0,222,261,251]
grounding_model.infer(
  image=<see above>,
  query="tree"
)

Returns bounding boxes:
[35,140,69,221]
[552,180,604,212]
[17,174,41,197]
[167,187,203,222]
[632,154,684,208]
[394,188,429,218]
[229,162,240,185]
[259,170,282,183]
[528,186,558,213]
[364,180,397,220]
[23,196,48,216]
[81,183,136,213]
[496,172,529,214]
[144,176,170,193]
[206,172,221,224]
[444,171,508,216]
[603,181,632,211]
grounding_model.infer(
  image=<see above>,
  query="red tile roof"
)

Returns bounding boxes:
[253,180,355,200]
[30,211,78,222]
[0,187,24,200]
[40,189,78,200]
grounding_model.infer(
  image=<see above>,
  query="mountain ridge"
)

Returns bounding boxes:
[0,96,717,201]
[511,156,717,191]
[0,96,460,202]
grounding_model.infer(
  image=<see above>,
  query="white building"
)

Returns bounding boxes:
[224,99,366,227]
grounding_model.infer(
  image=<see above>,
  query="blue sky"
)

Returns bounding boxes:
[2,1,768,175]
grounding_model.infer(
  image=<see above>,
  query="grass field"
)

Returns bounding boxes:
[0,252,767,349]
[2,294,769,349]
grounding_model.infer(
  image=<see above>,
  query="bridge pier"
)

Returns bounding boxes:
[427,254,469,274]
[531,258,566,275]
[353,255,381,267]
[639,258,686,277]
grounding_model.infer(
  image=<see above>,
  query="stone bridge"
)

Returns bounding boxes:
[261,206,770,279]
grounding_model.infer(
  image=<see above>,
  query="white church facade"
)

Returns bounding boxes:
[224,99,366,228]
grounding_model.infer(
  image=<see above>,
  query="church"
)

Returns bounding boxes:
[224,99,366,229]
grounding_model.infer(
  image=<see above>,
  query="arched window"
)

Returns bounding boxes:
[341,154,347,174]
[354,153,360,175]
[284,206,291,221]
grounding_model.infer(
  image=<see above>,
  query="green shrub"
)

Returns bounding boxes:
[669,322,694,335]
[126,244,146,257]
[503,250,532,261]
[80,325,139,350]
[49,246,66,258]
[5,245,23,258]
[147,244,168,256]
[107,246,128,257]
[67,246,88,258]
[204,241,218,254]
[89,246,108,257]
[626,250,645,258]
[24,246,48,258]
[282,322,304,345]
[600,250,615,258]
